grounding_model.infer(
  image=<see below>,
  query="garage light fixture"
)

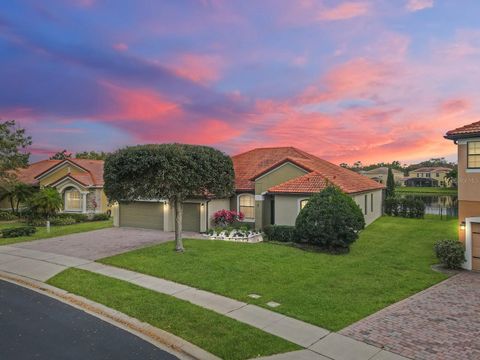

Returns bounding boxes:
[460,221,466,231]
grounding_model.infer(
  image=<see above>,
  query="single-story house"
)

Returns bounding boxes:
[361,167,404,186]
[0,159,109,214]
[116,147,385,232]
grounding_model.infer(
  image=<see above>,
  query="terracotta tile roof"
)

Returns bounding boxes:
[269,172,329,194]
[14,159,104,187]
[445,121,480,139]
[232,147,385,194]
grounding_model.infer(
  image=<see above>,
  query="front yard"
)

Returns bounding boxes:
[100,216,457,331]
[0,220,113,245]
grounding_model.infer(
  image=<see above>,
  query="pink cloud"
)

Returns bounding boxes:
[169,53,225,84]
[406,0,434,12]
[112,43,128,52]
[317,2,370,21]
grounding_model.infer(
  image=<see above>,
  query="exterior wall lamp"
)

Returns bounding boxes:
[460,221,466,231]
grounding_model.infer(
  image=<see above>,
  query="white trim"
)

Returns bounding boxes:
[297,197,309,214]
[36,160,88,181]
[458,138,480,145]
[64,189,84,213]
[255,195,264,201]
[55,179,87,194]
[466,169,480,173]
[237,193,255,221]
[253,161,308,181]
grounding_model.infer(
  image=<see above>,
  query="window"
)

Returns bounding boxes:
[371,193,373,212]
[468,142,480,168]
[65,189,82,211]
[426,173,431,178]
[417,173,420,177]
[364,195,368,215]
[436,173,440,177]
[299,199,309,210]
[238,194,255,220]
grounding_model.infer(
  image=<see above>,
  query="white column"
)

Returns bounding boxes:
[82,192,87,214]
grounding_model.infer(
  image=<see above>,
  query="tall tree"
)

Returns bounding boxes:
[0,182,36,213]
[0,120,32,183]
[445,168,458,187]
[386,167,395,198]
[75,151,110,160]
[28,187,63,229]
[104,144,235,251]
[49,149,72,160]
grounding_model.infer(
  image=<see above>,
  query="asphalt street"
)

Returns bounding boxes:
[0,280,179,360]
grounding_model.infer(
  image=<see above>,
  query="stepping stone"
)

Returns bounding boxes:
[266,301,281,308]
[248,293,261,299]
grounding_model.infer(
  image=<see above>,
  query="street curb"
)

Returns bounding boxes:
[0,271,221,360]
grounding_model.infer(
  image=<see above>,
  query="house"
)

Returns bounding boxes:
[0,159,109,214]
[116,147,385,232]
[404,167,453,187]
[445,121,480,270]
[361,167,404,185]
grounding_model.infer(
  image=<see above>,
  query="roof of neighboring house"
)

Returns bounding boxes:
[409,167,451,173]
[14,159,104,187]
[232,147,384,194]
[445,121,480,140]
[362,167,403,175]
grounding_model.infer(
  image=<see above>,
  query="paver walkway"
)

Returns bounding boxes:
[341,271,480,360]
[0,243,409,360]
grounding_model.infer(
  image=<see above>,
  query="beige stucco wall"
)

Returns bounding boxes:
[364,171,403,185]
[0,197,11,210]
[38,164,85,186]
[273,189,383,227]
[458,142,480,202]
[207,198,231,228]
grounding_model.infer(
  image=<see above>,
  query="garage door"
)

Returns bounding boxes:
[183,203,200,232]
[119,202,164,230]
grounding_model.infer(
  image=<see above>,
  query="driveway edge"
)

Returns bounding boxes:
[0,271,221,360]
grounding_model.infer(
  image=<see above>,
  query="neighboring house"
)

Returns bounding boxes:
[445,121,480,270]
[361,167,404,186]
[404,167,453,187]
[0,159,109,214]
[116,147,385,232]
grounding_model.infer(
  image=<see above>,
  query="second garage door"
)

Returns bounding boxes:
[119,202,164,230]
[183,203,200,232]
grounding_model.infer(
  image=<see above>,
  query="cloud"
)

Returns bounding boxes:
[169,53,225,84]
[406,0,434,12]
[317,2,370,21]
[112,43,128,52]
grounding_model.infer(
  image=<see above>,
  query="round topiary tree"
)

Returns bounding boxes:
[295,186,365,252]
[104,144,235,252]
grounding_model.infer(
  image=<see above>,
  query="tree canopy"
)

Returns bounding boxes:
[75,150,110,160]
[386,167,395,198]
[0,120,32,182]
[104,144,235,251]
[49,149,72,160]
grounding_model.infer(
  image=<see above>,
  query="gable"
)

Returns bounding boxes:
[38,162,88,187]
[254,162,308,194]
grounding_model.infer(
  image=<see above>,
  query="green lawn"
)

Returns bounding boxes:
[396,186,457,195]
[100,216,457,331]
[0,220,113,245]
[48,269,299,360]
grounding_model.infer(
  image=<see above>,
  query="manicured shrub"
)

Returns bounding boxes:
[91,213,110,221]
[1,226,36,238]
[50,216,76,226]
[295,186,365,252]
[57,213,89,223]
[434,239,465,269]
[0,210,18,221]
[212,209,244,227]
[385,197,425,219]
[263,225,297,242]
[26,218,47,227]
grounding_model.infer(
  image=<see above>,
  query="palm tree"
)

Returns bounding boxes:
[0,181,37,214]
[29,187,63,230]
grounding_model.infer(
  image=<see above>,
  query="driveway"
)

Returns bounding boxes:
[341,272,480,360]
[0,280,179,360]
[12,228,203,260]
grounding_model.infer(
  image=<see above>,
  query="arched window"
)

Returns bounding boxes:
[299,199,309,211]
[238,194,255,220]
[65,189,82,211]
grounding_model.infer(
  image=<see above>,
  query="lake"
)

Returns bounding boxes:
[399,193,458,217]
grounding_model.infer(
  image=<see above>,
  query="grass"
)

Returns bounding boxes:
[48,268,299,360]
[100,216,457,331]
[395,187,458,195]
[0,220,113,245]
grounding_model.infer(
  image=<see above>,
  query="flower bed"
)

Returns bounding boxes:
[205,228,263,243]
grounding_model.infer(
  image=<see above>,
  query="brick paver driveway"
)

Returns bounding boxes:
[12,228,202,260]
[341,272,480,360]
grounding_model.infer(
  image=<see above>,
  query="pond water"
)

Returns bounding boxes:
[398,193,458,217]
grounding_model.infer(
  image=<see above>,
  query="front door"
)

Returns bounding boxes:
[472,223,480,271]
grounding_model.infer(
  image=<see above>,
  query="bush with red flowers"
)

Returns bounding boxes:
[212,209,245,227]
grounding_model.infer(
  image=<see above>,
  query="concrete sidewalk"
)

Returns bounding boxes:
[0,244,410,360]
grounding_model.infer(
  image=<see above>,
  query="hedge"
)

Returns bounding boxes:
[1,226,36,238]
[263,225,297,242]
[385,197,425,218]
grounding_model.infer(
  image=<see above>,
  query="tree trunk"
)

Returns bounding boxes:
[9,196,15,213]
[174,198,184,252]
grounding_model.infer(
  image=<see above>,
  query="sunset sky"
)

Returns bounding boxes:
[2,0,479,165]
